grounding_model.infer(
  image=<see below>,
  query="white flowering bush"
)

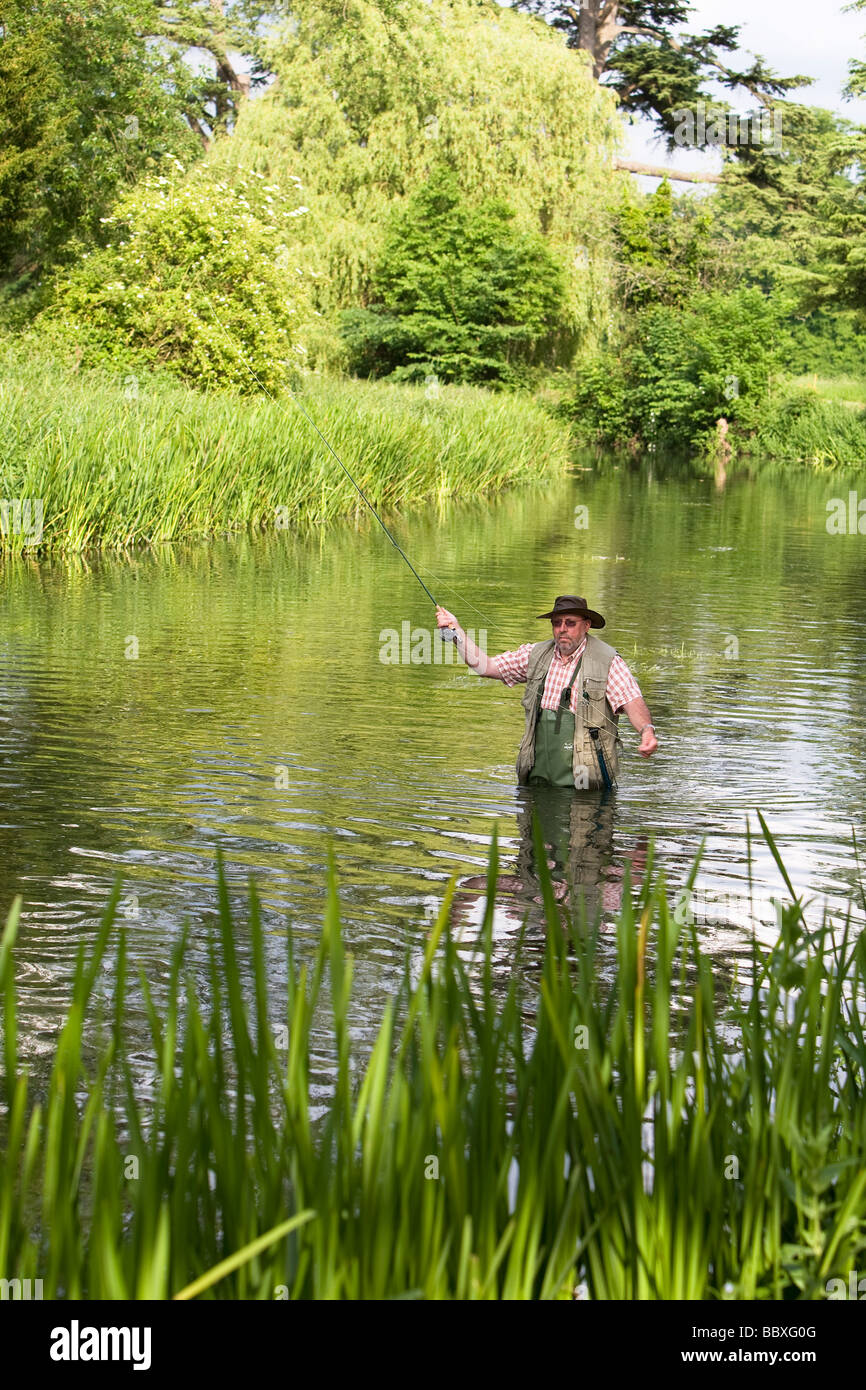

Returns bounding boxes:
[39,160,321,393]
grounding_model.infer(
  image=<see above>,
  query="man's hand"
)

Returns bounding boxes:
[436,605,460,634]
[623,697,658,757]
[433,605,500,679]
[638,725,658,758]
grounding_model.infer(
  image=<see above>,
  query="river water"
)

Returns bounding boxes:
[2,456,865,1071]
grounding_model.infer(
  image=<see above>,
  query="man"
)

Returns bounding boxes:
[435,594,658,791]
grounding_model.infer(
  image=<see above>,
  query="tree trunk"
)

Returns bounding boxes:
[579,0,603,77]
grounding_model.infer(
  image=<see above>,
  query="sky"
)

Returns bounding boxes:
[622,0,866,183]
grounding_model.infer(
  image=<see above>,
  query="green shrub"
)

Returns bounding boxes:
[340,167,570,389]
[35,161,322,393]
[780,309,866,378]
[753,386,866,465]
[566,354,632,445]
[567,288,783,450]
[612,179,725,311]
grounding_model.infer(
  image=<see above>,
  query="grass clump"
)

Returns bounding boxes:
[1,817,865,1299]
[0,342,571,553]
[752,381,866,466]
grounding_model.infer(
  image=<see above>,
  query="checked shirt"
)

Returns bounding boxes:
[495,638,642,714]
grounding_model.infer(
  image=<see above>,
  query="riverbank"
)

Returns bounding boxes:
[749,375,866,467]
[2,823,863,1300]
[0,342,572,553]
[560,360,866,468]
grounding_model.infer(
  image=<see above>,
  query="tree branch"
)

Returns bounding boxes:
[614,156,722,184]
[702,56,774,110]
[612,24,672,42]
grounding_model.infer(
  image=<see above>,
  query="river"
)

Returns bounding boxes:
[2,455,865,1073]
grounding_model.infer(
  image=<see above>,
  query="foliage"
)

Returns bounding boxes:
[567,288,782,450]
[148,0,269,139]
[35,160,322,392]
[510,0,811,145]
[0,340,572,551]
[713,104,866,313]
[9,0,622,384]
[582,102,866,454]
[242,0,620,351]
[845,0,866,103]
[612,178,733,310]
[340,166,569,387]
[0,4,65,273]
[780,310,866,378]
[565,179,783,452]
[752,384,866,467]
[2,820,866,1298]
[0,0,203,278]
[566,354,633,446]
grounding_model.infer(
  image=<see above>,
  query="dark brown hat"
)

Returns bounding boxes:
[536,594,605,628]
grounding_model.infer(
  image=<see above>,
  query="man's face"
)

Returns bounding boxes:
[552,613,590,657]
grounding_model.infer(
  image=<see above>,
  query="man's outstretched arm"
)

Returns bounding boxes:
[435,606,503,679]
[622,696,659,757]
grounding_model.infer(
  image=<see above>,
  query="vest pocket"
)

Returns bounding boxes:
[581,674,607,708]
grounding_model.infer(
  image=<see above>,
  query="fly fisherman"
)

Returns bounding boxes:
[435,595,658,791]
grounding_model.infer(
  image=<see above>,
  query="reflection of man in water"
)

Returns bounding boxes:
[435,594,658,791]
[518,785,615,918]
[459,785,648,926]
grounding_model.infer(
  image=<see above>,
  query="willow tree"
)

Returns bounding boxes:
[216,0,622,367]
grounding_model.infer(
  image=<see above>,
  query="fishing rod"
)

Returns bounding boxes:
[204,295,461,640]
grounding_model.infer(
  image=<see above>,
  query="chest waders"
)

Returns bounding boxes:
[516,636,622,791]
[528,658,582,788]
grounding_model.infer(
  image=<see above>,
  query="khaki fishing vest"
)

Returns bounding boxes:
[515,635,623,791]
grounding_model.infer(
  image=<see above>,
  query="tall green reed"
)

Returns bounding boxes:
[0,343,571,553]
[1,816,864,1299]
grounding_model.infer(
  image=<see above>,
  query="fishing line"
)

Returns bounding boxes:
[202,294,507,638]
[398,559,512,639]
[204,294,441,603]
